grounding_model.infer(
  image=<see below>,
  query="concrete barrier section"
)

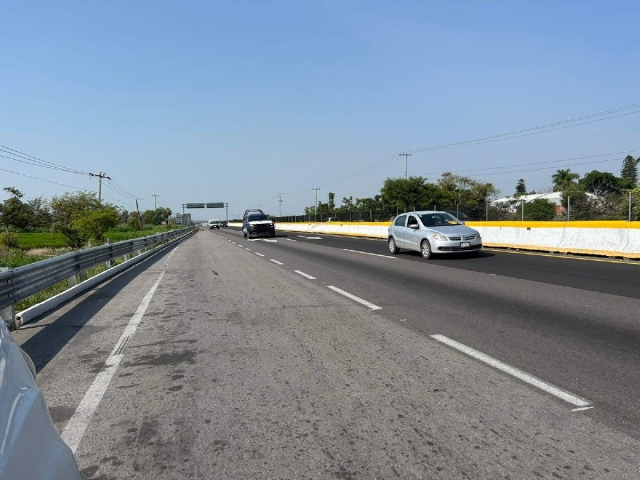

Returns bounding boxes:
[272,221,640,258]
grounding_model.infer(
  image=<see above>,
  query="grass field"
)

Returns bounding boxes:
[16,232,68,249]
[103,226,181,243]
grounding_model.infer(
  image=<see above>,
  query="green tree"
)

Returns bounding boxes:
[561,186,596,220]
[522,198,555,220]
[381,176,430,212]
[51,191,100,247]
[141,209,156,226]
[73,206,120,242]
[437,173,499,219]
[127,211,142,230]
[328,192,335,212]
[118,209,130,224]
[579,170,622,196]
[620,155,639,187]
[515,179,527,196]
[552,169,580,192]
[26,196,52,230]
[0,187,31,232]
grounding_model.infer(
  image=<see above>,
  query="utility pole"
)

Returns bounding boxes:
[399,153,412,180]
[278,193,283,217]
[89,172,111,203]
[152,194,159,210]
[312,188,320,221]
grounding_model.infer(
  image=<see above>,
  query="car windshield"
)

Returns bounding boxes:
[248,214,268,221]
[418,213,461,227]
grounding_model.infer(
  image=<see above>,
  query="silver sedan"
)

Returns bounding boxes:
[387,211,482,259]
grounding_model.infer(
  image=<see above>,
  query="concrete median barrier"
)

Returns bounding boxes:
[273,221,640,258]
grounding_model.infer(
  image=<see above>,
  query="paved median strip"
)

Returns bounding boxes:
[294,270,316,280]
[342,248,396,259]
[327,285,382,310]
[270,259,284,265]
[430,334,592,408]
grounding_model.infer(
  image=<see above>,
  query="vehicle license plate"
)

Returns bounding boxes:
[460,242,470,248]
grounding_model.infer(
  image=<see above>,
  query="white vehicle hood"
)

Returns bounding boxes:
[0,322,81,479]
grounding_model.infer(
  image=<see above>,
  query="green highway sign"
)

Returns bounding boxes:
[186,203,205,208]
[206,202,225,208]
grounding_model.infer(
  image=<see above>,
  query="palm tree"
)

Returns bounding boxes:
[552,169,579,191]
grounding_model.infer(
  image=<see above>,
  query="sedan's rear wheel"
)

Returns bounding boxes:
[420,239,432,259]
[388,237,399,254]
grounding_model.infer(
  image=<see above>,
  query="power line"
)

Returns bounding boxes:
[0,167,90,191]
[416,149,640,176]
[465,156,624,178]
[276,102,640,195]
[0,145,89,175]
[406,102,640,154]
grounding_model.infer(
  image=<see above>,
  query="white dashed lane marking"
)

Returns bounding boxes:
[430,334,592,408]
[342,249,396,259]
[294,270,316,280]
[327,286,382,310]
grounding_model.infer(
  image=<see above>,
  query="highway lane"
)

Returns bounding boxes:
[218,227,640,439]
[12,229,640,478]
[227,224,640,299]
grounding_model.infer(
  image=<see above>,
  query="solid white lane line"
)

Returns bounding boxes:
[270,259,283,265]
[327,286,382,310]
[294,270,316,280]
[430,335,592,408]
[61,246,179,453]
[342,248,396,259]
[255,252,265,257]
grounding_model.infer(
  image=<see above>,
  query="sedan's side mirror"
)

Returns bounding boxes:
[409,224,419,229]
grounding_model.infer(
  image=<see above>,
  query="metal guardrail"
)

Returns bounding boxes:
[0,228,193,317]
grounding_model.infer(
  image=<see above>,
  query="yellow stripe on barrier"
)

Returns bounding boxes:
[274,220,639,229]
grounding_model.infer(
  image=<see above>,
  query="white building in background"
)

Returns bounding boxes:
[491,192,598,216]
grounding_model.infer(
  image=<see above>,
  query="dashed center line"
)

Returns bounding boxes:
[430,334,592,408]
[327,286,382,310]
[270,259,284,265]
[255,252,265,257]
[294,270,316,280]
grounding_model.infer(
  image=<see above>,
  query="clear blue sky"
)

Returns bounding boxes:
[2,0,640,218]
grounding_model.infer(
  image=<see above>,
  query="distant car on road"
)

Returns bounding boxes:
[208,219,220,230]
[220,221,228,227]
[387,211,482,259]
[0,320,81,479]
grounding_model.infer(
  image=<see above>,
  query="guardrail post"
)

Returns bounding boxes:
[105,239,114,269]
[0,267,18,330]
[68,273,77,287]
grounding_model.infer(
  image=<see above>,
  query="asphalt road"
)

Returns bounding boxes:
[14,228,640,479]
